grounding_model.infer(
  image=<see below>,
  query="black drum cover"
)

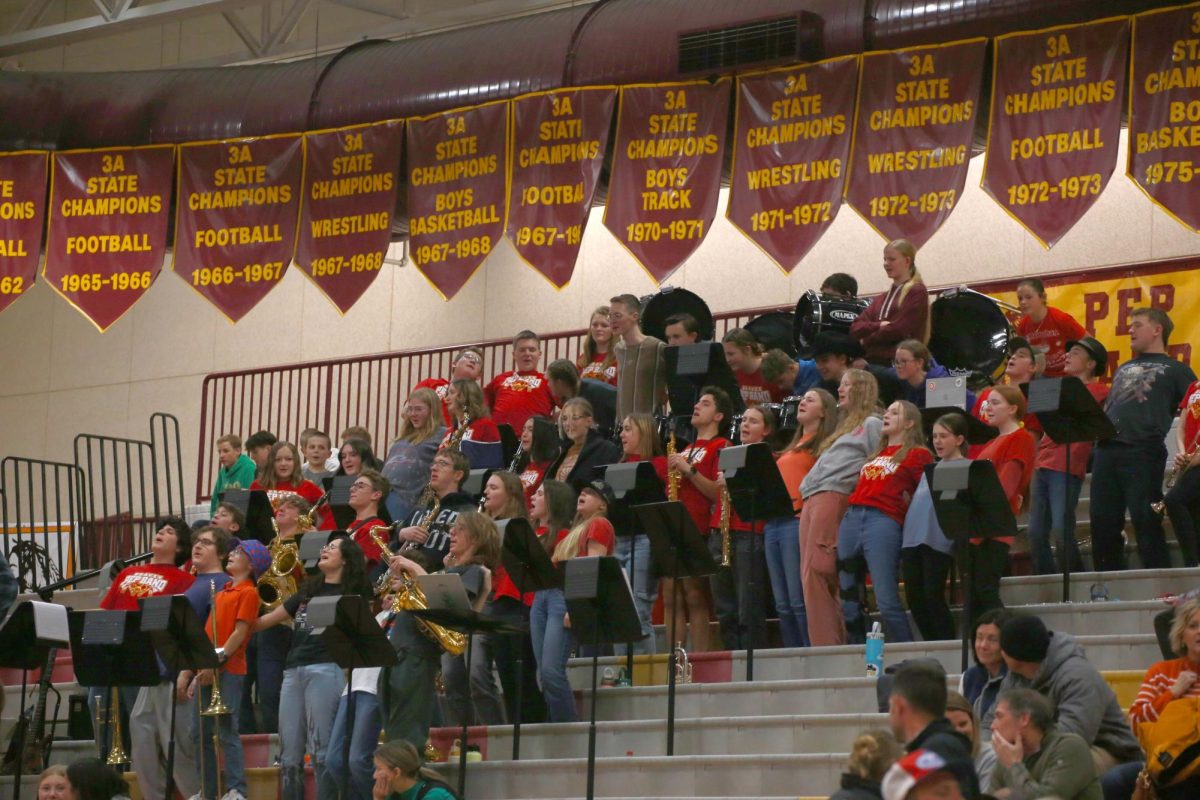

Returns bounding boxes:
[928,292,1012,380]
[744,311,797,357]
[792,290,869,357]
[639,286,714,342]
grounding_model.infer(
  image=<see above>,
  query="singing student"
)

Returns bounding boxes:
[251,441,330,527]
[1015,277,1086,377]
[617,413,670,655]
[346,468,391,570]
[441,379,501,448]
[514,415,559,504]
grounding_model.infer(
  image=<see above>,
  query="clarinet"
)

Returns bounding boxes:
[507,443,525,473]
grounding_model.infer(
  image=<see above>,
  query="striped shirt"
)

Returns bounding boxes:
[1129,657,1200,725]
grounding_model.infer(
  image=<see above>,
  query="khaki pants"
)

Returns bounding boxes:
[800,491,849,647]
[129,680,201,800]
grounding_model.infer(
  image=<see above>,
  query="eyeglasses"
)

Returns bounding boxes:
[321,542,339,552]
[195,538,216,547]
[892,357,914,367]
[350,481,372,490]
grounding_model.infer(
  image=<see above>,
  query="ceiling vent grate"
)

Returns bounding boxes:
[678,16,800,74]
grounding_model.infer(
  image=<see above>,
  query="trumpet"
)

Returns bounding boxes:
[1153,448,1197,514]
[666,433,680,502]
[104,687,128,766]
[202,580,231,717]
[673,641,693,684]
[368,526,467,655]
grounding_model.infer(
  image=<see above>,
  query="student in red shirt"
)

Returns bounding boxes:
[618,413,670,655]
[441,379,501,449]
[485,330,556,433]
[576,305,618,386]
[346,468,390,569]
[837,400,932,643]
[413,346,485,426]
[723,328,785,408]
[1163,377,1200,568]
[514,415,558,505]
[251,441,330,527]
[664,386,733,654]
[1015,278,1086,378]
[975,384,1037,616]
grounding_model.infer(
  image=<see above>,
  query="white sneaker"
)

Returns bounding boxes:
[220,791,247,800]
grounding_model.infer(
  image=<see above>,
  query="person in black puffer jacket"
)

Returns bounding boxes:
[830,729,904,800]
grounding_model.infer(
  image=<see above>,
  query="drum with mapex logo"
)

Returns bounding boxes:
[792,290,869,358]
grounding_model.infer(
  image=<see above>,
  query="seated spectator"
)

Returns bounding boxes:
[547,358,618,439]
[244,430,277,472]
[413,345,485,426]
[1155,588,1200,660]
[760,348,821,399]
[881,748,977,800]
[829,729,903,800]
[442,379,501,448]
[945,691,998,789]
[958,608,1015,734]
[210,433,258,513]
[36,765,69,800]
[371,740,455,800]
[887,662,978,797]
[889,339,974,411]
[988,688,1101,800]
[986,615,1141,780]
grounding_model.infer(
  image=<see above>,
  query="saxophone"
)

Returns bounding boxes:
[718,484,732,567]
[445,413,471,451]
[257,519,300,610]
[400,485,442,552]
[666,432,680,502]
[368,526,467,655]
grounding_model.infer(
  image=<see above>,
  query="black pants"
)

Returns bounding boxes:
[487,596,547,725]
[901,545,956,641]
[1091,442,1171,570]
[1163,464,1200,567]
[708,530,767,650]
[964,540,1008,628]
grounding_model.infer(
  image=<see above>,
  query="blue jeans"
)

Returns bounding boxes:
[837,506,913,643]
[763,516,807,647]
[278,662,344,800]
[255,624,292,733]
[1091,442,1171,570]
[196,672,246,798]
[1027,468,1084,574]
[529,589,576,722]
[614,534,658,655]
[321,689,380,800]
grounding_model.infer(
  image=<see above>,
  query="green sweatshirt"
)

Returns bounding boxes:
[210,453,258,513]
[988,728,1101,800]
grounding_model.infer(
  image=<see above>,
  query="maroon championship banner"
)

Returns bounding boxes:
[298,120,402,313]
[507,87,616,288]
[407,100,508,300]
[174,135,304,322]
[0,152,48,316]
[1128,3,1200,232]
[45,146,174,331]
[728,58,858,272]
[603,80,730,283]
[844,39,986,248]
[983,18,1130,248]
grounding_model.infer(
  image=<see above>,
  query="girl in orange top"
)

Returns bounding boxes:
[765,389,837,647]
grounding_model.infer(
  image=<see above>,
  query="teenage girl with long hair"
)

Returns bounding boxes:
[616,412,668,655]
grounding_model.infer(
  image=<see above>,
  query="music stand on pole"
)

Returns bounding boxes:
[925,460,1017,671]
[498,518,558,761]
[720,443,794,680]
[633,501,717,756]
[596,461,667,679]
[0,601,69,800]
[308,594,398,800]
[321,476,358,529]
[1022,377,1115,601]
[411,583,525,797]
[563,557,643,800]
[218,488,275,543]
[140,595,221,800]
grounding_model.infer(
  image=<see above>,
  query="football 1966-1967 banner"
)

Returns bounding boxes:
[45,146,174,331]
[983,17,1130,248]
[845,39,987,249]
[603,79,730,284]
[298,120,403,314]
[174,135,305,322]
[506,87,616,289]
[407,100,508,300]
[1128,2,1200,233]
[0,152,48,315]
[727,57,859,272]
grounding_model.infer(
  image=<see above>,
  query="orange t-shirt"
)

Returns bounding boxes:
[208,578,261,676]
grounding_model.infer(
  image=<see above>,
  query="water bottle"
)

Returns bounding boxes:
[866,622,885,677]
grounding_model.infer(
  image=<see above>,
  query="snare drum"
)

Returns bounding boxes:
[793,290,869,357]
[928,291,1012,380]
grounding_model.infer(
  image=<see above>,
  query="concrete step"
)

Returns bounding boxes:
[999,567,1199,604]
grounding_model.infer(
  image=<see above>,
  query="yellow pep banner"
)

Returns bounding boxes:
[988,259,1197,378]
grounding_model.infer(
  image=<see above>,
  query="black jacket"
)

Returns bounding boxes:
[908,717,980,797]
[828,773,882,800]
[546,429,622,486]
[578,379,618,438]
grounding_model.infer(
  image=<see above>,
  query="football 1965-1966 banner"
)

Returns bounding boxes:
[298,120,403,314]
[983,17,1130,248]
[845,39,987,249]
[45,146,174,331]
[506,87,616,289]
[0,153,48,315]
[603,79,730,284]
[174,135,305,322]
[1128,2,1200,233]
[407,100,508,300]
[727,57,858,272]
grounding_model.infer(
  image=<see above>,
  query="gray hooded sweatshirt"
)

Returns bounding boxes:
[800,416,883,499]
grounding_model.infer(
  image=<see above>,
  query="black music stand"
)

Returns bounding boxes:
[562,557,643,800]
[925,460,1017,670]
[0,601,69,800]
[498,518,557,760]
[597,461,666,677]
[412,598,525,796]
[1022,377,1115,599]
[308,594,397,800]
[720,443,794,680]
[140,595,221,800]
[218,488,275,543]
[298,530,342,570]
[634,500,717,756]
[666,343,746,418]
[497,423,520,467]
[321,476,358,529]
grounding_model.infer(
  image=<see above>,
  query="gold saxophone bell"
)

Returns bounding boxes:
[368,526,467,655]
[258,518,300,610]
[104,687,129,766]
[202,581,231,717]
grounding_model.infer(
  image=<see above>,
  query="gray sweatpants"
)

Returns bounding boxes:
[129,680,201,799]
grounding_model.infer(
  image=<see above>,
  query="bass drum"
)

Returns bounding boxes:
[744,311,797,357]
[928,291,1012,381]
[640,287,714,342]
[792,290,869,358]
